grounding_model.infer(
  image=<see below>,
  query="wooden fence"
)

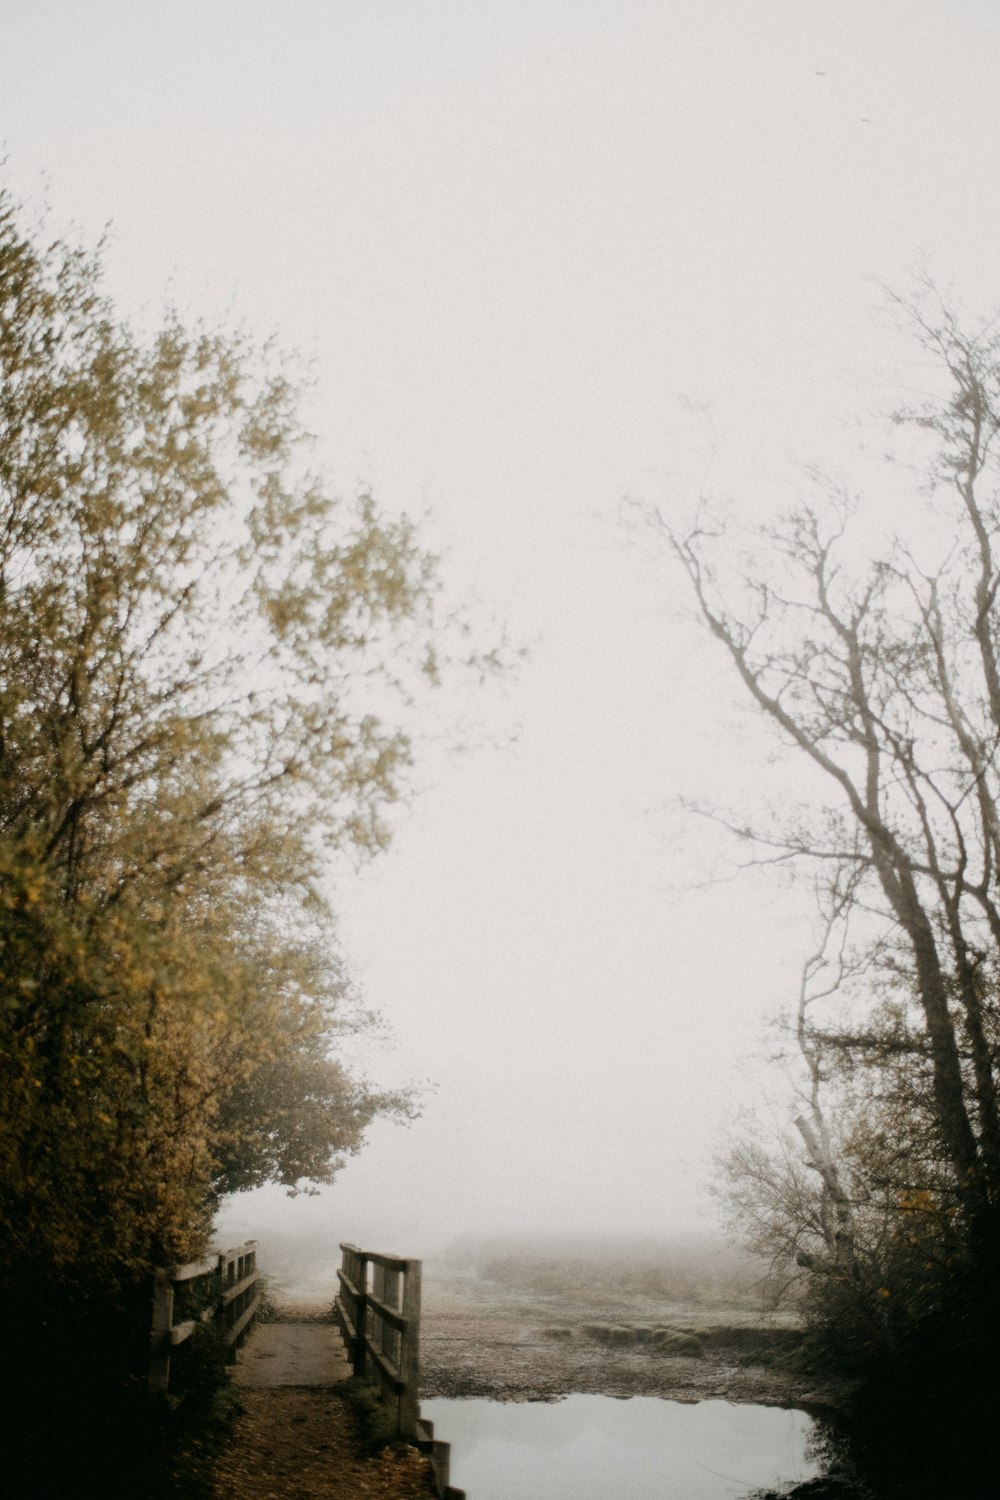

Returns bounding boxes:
[149,1239,260,1398]
[334,1242,464,1500]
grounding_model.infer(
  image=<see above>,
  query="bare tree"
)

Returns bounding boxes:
[647,292,1000,1257]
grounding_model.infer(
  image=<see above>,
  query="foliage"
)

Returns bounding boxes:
[252,1271,280,1323]
[0,182,489,1301]
[338,1376,401,1455]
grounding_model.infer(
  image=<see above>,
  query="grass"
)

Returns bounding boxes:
[337,1376,403,1455]
[422,1235,808,1381]
[434,1233,801,1316]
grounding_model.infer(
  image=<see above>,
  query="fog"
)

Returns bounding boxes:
[6,2,1000,1262]
[213,1220,765,1311]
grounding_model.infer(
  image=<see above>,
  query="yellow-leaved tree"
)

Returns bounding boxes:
[0,186,476,1302]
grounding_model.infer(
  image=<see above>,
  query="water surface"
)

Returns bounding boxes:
[424,1393,820,1499]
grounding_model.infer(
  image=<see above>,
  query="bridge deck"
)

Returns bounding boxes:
[212,1310,436,1497]
[234,1319,351,1388]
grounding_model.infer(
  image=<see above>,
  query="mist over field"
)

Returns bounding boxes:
[235,1221,777,1323]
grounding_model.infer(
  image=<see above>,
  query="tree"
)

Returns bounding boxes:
[0,185,481,1296]
[714,914,963,1366]
[640,292,1000,1479]
[647,290,1000,1254]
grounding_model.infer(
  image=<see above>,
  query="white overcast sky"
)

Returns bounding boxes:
[5,1,1000,1258]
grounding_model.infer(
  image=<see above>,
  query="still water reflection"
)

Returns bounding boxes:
[423,1394,820,1499]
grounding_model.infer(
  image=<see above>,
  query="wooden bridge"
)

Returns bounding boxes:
[149,1238,464,1499]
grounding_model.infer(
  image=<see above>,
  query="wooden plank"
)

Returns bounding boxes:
[362,1339,405,1394]
[170,1238,256,1284]
[428,1440,452,1496]
[337,1268,363,1301]
[398,1259,422,1439]
[170,1318,198,1346]
[367,1250,412,1272]
[222,1239,257,1262]
[348,1251,369,1379]
[169,1254,218,1283]
[334,1306,357,1370]
[366,1292,407,1333]
[333,1297,357,1344]
[225,1292,260,1346]
[148,1271,174,1398]
[342,1242,413,1274]
[220,1270,258,1306]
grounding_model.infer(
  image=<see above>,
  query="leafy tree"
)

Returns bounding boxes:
[0,185,480,1296]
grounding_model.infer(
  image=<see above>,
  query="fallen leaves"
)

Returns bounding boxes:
[211,1389,434,1500]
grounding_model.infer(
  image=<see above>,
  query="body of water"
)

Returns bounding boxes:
[423,1394,820,1500]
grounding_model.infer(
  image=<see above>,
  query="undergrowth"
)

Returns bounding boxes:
[338,1377,401,1455]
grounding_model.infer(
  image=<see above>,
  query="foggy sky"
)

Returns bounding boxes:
[5,1,1000,1255]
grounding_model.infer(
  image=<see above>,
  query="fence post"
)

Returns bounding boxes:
[398,1259,422,1440]
[149,1269,174,1399]
[353,1252,369,1379]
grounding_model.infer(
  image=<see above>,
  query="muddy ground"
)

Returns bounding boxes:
[418,1276,842,1411]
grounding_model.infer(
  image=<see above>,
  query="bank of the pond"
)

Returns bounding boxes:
[419,1299,844,1410]
[415,1280,1000,1499]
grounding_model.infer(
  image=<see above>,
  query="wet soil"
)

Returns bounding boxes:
[418,1284,840,1410]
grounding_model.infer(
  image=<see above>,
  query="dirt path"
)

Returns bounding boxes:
[210,1307,435,1500]
[235,1321,350,1389]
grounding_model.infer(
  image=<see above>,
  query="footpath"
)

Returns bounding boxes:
[209,1307,435,1500]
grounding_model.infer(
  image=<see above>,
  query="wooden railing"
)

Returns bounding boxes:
[149,1239,260,1398]
[334,1242,464,1500]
